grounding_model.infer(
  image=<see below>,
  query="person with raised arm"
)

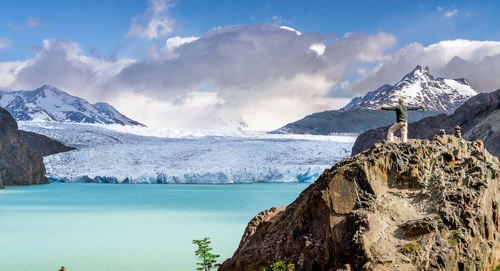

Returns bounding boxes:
[377,98,425,143]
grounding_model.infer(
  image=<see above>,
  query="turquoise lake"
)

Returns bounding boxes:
[0,183,310,271]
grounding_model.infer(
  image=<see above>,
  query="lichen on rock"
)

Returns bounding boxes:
[220,134,500,271]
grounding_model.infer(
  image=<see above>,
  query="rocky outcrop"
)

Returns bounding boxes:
[19,130,75,156]
[352,89,500,157]
[0,107,47,187]
[220,134,500,270]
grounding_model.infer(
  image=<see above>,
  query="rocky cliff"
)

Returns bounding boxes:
[220,134,500,270]
[352,89,500,157]
[0,107,47,188]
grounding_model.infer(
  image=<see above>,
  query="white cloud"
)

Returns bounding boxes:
[0,61,28,87]
[0,25,397,130]
[444,9,458,18]
[280,26,302,35]
[8,16,41,30]
[436,7,458,18]
[0,38,12,51]
[2,23,499,131]
[310,43,326,56]
[127,0,174,40]
[351,39,500,94]
[10,40,134,100]
[165,36,199,51]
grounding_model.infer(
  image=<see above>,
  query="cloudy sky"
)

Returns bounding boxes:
[1,0,500,130]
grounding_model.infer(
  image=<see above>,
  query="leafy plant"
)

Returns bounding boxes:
[448,230,460,246]
[193,237,220,271]
[491,264,500,271]
[400,241,420,255]
[263,261,295,271]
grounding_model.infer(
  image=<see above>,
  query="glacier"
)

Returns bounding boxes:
[19,122,356,184]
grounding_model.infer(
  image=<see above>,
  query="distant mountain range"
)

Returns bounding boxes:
[272,65,478,134]
[0,85,144,126]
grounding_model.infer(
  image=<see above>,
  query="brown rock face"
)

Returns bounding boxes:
[220,136,500,271]
[0,107,47,187]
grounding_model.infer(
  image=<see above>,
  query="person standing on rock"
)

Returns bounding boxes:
[377,98,424,143]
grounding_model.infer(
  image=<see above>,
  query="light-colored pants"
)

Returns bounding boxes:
[387,122,408,143]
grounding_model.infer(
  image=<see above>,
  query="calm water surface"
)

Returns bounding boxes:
[0,183,309,271]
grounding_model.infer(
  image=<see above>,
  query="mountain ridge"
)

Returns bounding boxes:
[342,65,477,112]
[0,85,144,126]
[272,65,478,134]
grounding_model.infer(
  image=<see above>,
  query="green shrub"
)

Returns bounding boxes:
[263,261,295,271]
[491,264,500,271]
[193,237,220,271]
[400,241,420,255]
[448,230,460,246]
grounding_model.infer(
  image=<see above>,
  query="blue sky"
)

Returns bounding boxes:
[1,0,498,61]
[0,0,499,130]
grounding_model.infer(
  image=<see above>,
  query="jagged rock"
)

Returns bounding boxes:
[0,107,47,187]
[220,135,500,271]
[352,89,500,157]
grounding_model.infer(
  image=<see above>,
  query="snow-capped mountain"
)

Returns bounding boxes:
[342,65,478,112]
[0,85,144,126]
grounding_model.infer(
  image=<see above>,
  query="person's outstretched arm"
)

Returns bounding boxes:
[378,105,396,110]
[407,105,424,111]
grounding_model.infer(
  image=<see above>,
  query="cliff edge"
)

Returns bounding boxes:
[220,134,500,270]
[0,107,47,188]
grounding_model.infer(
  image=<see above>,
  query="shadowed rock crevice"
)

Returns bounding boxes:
[220,134,500,271]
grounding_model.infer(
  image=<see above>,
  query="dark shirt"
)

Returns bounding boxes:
[382,104,420,123]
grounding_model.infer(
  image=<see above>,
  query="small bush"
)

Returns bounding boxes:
[433,214,441,220]
[400,241,420,255]
[263,261,295,271]
[448,230,460,246]
[491,264,500,271]
[193,237,220,271]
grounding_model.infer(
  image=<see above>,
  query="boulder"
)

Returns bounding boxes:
[220,135,500,270]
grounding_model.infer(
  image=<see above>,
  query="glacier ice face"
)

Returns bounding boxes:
[19,122,356,184]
